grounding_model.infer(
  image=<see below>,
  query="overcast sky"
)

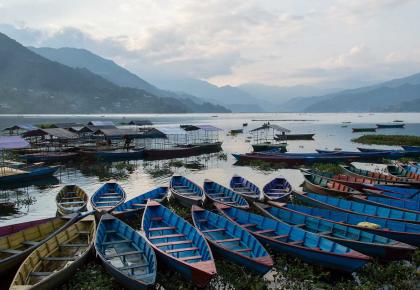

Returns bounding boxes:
[1,0,420,87]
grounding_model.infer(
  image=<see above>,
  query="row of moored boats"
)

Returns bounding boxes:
[1,161,420,289]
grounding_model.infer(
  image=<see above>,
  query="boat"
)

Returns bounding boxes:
[230,129,243,134]
[301,169,417,200]
[254,202,415,260]
[0,214,79,274]
[95,214,156,289]
[232,152,361,166]
[142,200,216,287]
[203,179,250,209]
[229,175,261,201]
[376,124,405,129]
[10,214,95,290]
[55,185,88,216]
[214,203,370,272]
[315,149,391,159]
[0,217,56,237]
[340,165,418,186]
[277,203,420,247]
[91,182,127,213]
[262,177,292,201]
[352,128,376,132]
[402,145,420,152]
[352,195,420,213]
[19,152,78,163]
[0,165,59,185]
[112,187,168,217]
[243,123,248,127]
[252,143,287,152]
[95,147,145,160]
[275,133,315,141]
[144,142,222,160]
[170,176,204,207]
[387,165,420,182]
[303,173,360,196]
[191,205,273,274]
[402,163,420,174]
[293,191,420,224]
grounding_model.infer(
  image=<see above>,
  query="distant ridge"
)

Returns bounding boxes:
[0,32,229,113]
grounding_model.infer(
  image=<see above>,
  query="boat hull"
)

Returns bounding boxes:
[0,166,59,184]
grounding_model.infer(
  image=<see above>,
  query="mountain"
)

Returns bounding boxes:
[29,46,228,112]
[149,77,265,112]
[238,83,339,107]
[280,72,420,112]
[0,33,228,113]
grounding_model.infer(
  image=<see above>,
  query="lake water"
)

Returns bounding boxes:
[1,112,419,225]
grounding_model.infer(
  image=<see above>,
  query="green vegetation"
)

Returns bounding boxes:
[352,134,420,146]
[308,163,344,175]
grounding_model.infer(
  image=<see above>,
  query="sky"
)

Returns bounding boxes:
[1,0,420,88]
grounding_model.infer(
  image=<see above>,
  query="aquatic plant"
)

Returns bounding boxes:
[352,135,420,146]
[309,163,344,175]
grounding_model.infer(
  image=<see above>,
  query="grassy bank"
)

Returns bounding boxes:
[352,135,420,146]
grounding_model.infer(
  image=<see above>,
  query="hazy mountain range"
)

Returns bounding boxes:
[1,31,420,113]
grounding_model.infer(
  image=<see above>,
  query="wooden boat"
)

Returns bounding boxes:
[340,165,418,187]
[112,187,168,217]
[402,145,420,152]
[0,215,78,274]
[203,179,250,209]
[10,215,95,290]
[387,165,420,182]
[243,123,248,127]
[275,133,315,141]
[262,177,292,201]
[352,195,420,213]
[0,165,59,185]
[254,202,415,260]
[376,123,405,128]
[403,163,420,174]
[19,152,78,163]
[95,148,145,160]
[315,149,390,159]
[303,173,360,197]
[144,142,222,160]
[214,203,370,272]
[278,203,420,247]
[0,217,56,237]
[229,175,261,201]
[192,205,273,274]
[232,152,360,166]
[357,147,407,158]
[95,214,156,289]
[293,191,420,224]
[91,182,126,213]
[55,185,88,216]
[352,128,376,132]
[142,201,216,287]
[170,176,204,207]
[251,143,287,152]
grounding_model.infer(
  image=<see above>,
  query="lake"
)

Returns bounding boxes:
[1,112,419,225]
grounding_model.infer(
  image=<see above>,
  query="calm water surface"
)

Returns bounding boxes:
[1,112,419,225]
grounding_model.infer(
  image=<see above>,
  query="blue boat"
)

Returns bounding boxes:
[254,202,415,260]
[91,182,126,213]
[282,203,420,246]
[229,175,261,201]
[262,177,292,201]
[95,148,145,160]
[353,195,420,213]
[191,205,273,274]
[403,163,420,174]
[0,165,59,184]
[112,187,168,217]
[142,200,216,287]
[293,191,420,224]
[357,148,407,158]
[402,145,420,152]
[315,149,391,159]
[95,214,157,289]
[203,179,250,209]
[214,203,370,272]
[170,176,204,207]
[368,184,420,199]
[376,123,405,129]
[387,165,420,184]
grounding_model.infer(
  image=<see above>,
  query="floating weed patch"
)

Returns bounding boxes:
[309,163,344,174]
[352,135,420,146]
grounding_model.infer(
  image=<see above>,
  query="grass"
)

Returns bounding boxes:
[352,135,420,146]
[308,163,344,174]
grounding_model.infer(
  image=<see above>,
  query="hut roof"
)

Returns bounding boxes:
[128,120,153,126]
[88,120,115,126]
[23,128,78,139]
[250,124,290,133]
[3,124,38,131]
[0,136,30,149]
